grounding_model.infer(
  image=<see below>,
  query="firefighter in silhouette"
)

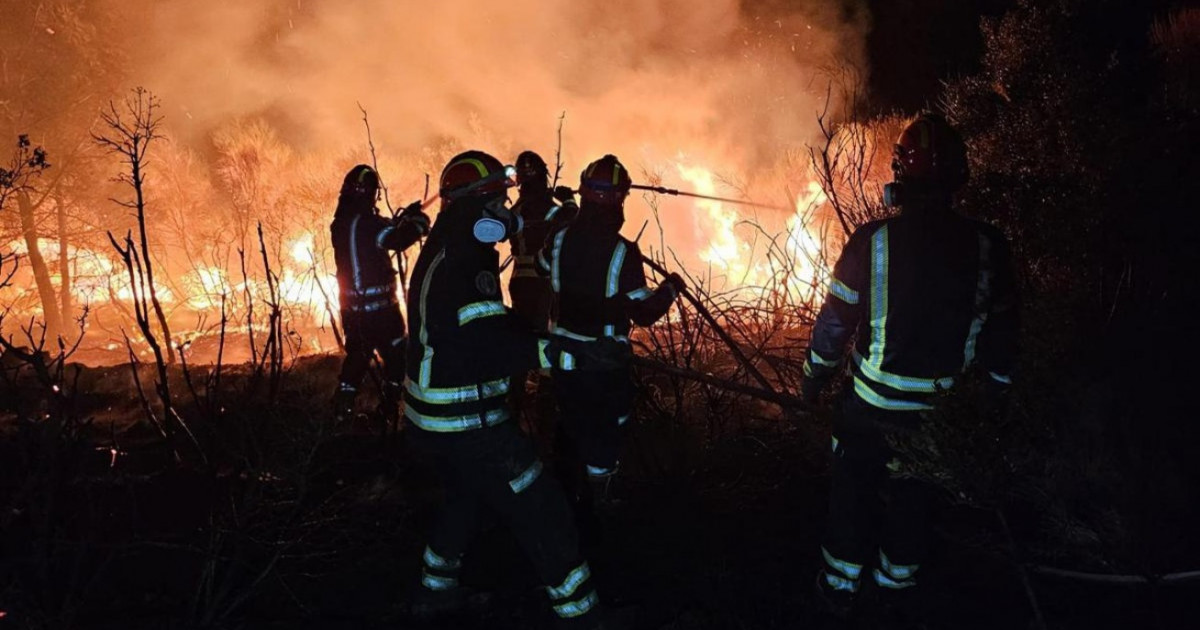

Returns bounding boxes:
[801,114,1019,626]
[331,164,429,422]
[404,150,625,628]
[508,151,579,427]
[536,154,684,517]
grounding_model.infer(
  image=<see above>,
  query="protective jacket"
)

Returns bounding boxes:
[510,190,576,281]
[331,210,424,313]
[404,200,572,433]
[536,212,676,341]
[804,207,1019,410]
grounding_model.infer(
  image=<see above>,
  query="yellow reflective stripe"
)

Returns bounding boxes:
[550,229,568,293]
[421,570,458,591]
[553,591,599,618]
[873,568,916,590]
[606,242,627,298]
[405,377,509,404]
[963,231,992,369]
[868,226,889,370]
[879,550,919,580]
[560,352,576,370]
[537,339,553,369]
[852,351,953,393]
[810,350,840,367]
[829,278,860,304]
[626,287,653,301]
[457,300,506,325]
[547,563,591,600]
[447,157,490,178]
[417,250,446,387]
[423,546,461,571]
[821,547,863,580]
[405,406,509,433]
[852,376,933,411]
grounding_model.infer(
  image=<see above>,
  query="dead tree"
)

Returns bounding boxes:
[93,87,176,365]
[1,135,58,339]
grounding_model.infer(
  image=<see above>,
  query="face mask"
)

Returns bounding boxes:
[473,196,524,243]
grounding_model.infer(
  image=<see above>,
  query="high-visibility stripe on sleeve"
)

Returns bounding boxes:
[829,278,860,304]
[810,350,840,367]
[626,286,653,301]
[547,563,591,601]
[509,461,544,494]
[606,241,628,298]
[457,300,506,326]
[852,376,933,411]
[537,339,553,369]
[375,226,396,249]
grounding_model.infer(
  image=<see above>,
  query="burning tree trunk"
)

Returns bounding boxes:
[94,87,175,365]
[17,190,64,342]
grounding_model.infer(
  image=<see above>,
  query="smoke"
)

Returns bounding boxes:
[136,0,869,183]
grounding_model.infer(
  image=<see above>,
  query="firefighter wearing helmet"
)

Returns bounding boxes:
[510,150,578,331]
[536,154,685,520]
[403,149,623,628]
[802,114,1019,624]
[330,164,430,423]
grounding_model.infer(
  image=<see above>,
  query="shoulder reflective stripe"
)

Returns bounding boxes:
[417,250,446,387]
[552,591,599,619]
[810,350,840,367]
[547,562,592,600]
[537,339,553,369]
[509,460,544,494]
[349,214,363,291]
[423,546,462,571]
[830,278,860,304]
[457,300,507,326]
[406,377,509,404]
[853,376,933,411]
[626,286,653,301]
[421,570,458,591]
[851,351,954,392]
[375,225,395,250]
[963,231,993,369]
[821,546,863,580]
[989,371,1012,385]
[550,229,568,293]
[868,225,889,369]
[606,241,628,298]
[560,352,576,370]
[404,406,509,433]
[879,550,919,580]
[872,568,916,590]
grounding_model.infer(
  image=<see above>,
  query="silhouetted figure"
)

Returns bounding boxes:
[537,154,683,519]
[802,114,1019,626]
[330,165,429,422]
[404,150,624,629]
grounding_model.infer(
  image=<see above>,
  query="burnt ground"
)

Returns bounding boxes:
[0,356,1196,630]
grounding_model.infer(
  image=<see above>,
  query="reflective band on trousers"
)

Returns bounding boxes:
[873,568,916,589]
[405,377,509,405]
[825,571,859,593]
[879,550,918,580]
[509,460,543,494]
[822,546,863,580]
[423,546,462,571]
[405,406,509,433]
[421,570,458,591]
[553,591,599,618]
[547,562,591,600]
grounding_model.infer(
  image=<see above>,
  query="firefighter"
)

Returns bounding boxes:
[509,150,577,332]
[536,154,684,512]
[404,150,624,628]
[330,164,429,422]
[801,114,1019,625]
[507,151,578,428]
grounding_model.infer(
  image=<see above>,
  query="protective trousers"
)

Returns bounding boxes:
[820,393,935,594]
[338,307,406,396]
[553,368,634,478]
[409,421,601,622]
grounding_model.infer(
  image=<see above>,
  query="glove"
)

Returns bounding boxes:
[552,186,577,206]
[546,336,632,371]
[664,272,686,296]
[397,200,431,235]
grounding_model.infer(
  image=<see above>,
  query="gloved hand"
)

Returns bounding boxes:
[546,335,632,371]
[552,186,577,206]
[664,272,686,296]
[397,200,431,235]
